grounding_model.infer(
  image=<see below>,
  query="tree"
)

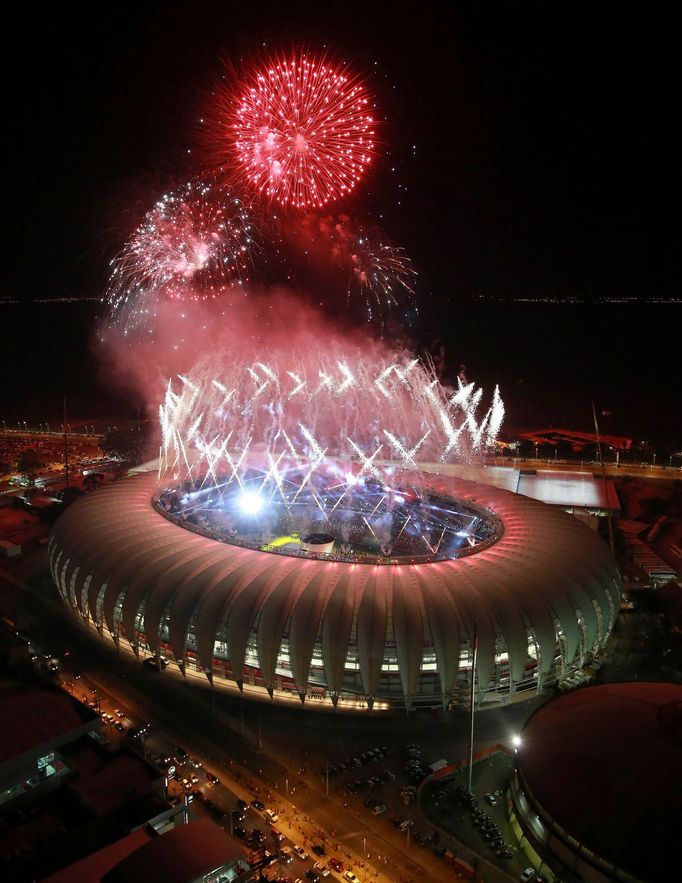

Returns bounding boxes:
[57,486,85,509]
[101,425,151,465]
[17,449,44,474]
[83,474,101,493]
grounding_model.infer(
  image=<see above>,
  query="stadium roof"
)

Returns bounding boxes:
[517,682,682,881]
[49,472,620,707]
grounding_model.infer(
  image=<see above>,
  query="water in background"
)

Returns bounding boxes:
[1,299,679,444]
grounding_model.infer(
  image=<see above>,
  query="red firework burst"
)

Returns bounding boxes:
[222,52,376,208]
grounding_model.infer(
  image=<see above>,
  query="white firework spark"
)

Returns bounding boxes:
[158,354,505,495]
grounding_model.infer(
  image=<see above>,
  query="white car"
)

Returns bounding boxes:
[265,808,279,823]
[343,873,359,883]
[313,862,330,877]
[293,845,309,861]
[520,870,536,882]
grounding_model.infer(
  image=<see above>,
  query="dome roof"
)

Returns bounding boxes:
[517,682,682,881]
[49,472,620,707]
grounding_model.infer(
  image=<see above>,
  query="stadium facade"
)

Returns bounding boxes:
[49,472,621,711]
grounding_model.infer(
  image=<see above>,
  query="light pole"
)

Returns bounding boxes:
[467,621,478,794]
[285,777,289,796]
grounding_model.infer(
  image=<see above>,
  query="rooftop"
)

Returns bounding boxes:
[518,682,682,881]
[101,817,246,883]
[0,686,96,766]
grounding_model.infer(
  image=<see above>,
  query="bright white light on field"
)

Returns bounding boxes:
[512,735,522,749]
[237,490,264,515]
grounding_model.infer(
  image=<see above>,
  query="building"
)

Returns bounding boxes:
[45,817,250,883]
[510,682,682,882]
[0,684,100,804]
[49,471,621,711]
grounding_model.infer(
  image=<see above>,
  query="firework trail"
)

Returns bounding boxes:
[106,178,261,334]
[211,51,376,208]
[293,213,417,324]
[158,348,504,489]
[345,226,417,322]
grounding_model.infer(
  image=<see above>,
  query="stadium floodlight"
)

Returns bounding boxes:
[237,490,264,516]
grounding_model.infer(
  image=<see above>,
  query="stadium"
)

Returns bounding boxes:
[48,467,621,712]
[510,682,682,882]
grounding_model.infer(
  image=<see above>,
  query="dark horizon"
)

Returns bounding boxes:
[3,1,680,446]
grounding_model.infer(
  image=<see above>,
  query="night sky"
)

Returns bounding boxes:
[4,2,680,445]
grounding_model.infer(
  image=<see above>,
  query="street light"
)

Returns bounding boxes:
[512,735,521,750]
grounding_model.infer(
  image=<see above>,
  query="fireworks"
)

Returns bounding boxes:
[221,52,376,208]
[345,226,417,321]
[102,48,506,482]
[106,178,260,332]
[295,214,417,323]
[158,353,504,490]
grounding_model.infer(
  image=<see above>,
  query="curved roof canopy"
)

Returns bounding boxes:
[50,473,620,706]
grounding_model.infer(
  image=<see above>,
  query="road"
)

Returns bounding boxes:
[1,548,539,881]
